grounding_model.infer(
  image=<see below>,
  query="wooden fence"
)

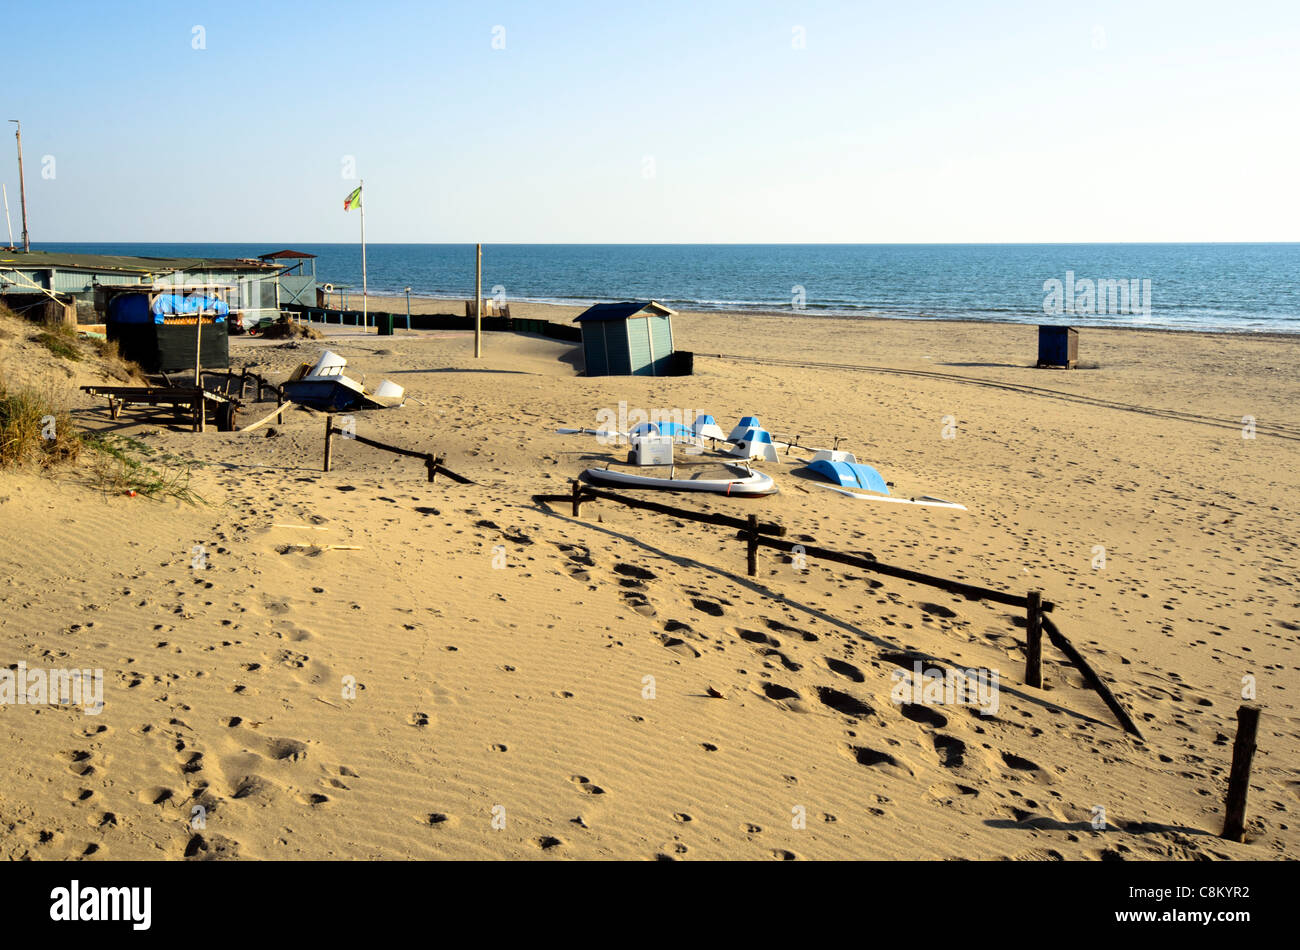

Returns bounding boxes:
[534,479,1143,739]
[322,415,472,484]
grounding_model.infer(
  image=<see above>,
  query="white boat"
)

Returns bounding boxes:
[281,351,405,411]
[583,463,778,496]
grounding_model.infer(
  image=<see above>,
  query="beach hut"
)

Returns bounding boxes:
[573,301,677,376]
[258,249,317,308]
[1037,325,1079,368]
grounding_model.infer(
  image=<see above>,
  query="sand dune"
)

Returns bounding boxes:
[0,303,1296,859]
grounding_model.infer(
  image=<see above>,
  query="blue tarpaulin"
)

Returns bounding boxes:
[150,293,227,322]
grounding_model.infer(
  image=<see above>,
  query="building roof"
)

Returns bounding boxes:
[573,300,676,323]
[258,249,317,260]
[0,250,277,275]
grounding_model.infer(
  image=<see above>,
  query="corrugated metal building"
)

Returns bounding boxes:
[0,250,279,325]
[573,300,677,376]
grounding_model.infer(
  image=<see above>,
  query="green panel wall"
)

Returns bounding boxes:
[582,321,608,375]
[627,318,654,375]
[605,320,633,375]
[648,315,674,375]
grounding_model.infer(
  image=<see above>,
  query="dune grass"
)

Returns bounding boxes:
[0,376,203,504]
[82,432,205,505]
[0,379,82,469]
[32,323,83,361]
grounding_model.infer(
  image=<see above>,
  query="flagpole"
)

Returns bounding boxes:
[360,178,368,330]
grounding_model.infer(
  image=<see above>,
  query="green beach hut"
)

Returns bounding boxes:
[573,300,677,376]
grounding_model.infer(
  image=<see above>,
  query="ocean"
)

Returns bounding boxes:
[35,243,1300,334]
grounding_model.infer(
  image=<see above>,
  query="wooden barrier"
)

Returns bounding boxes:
[281,305,582,341]
[534,478,1144,739]
[1040,616,1143,740]
[322,415,473,484]
[541,482,784,536]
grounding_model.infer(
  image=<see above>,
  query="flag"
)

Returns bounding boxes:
[343,186,362,211]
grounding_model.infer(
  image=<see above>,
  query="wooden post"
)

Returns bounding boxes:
[571,479,582,517]
[1221,705,1262,842]
[474,243,482,358]
[425,454,437,483]
[1024,590,1043,688]
[323,414,335,472]
[746,514,759,576]
[194,314,203,387]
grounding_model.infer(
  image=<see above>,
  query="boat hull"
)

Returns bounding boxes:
[582,466,778,496]
[282,380,377,412]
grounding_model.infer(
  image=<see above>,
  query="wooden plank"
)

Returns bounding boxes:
[240,401,297,433]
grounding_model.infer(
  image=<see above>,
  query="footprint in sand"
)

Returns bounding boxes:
[841,743,916,776]
[755,682,807,711]
[822,657,865,682]
[899,703,948,728]
[569,775,606,795]
[737,629,779,647]
[266,737,308,762]
[658,635,700,658]
[932,734,967,768]
[814,686,873,718]
[691,598,725,617]
[1001,751,1041,772]
[766,619,818,642]
[230,775,275,802]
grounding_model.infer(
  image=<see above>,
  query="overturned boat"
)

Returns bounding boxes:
[582,463,777,496]
[281,351,405,411]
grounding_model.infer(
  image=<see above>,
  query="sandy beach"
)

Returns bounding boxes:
[1,299,1296,861]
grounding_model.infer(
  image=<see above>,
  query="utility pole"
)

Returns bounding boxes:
[8,120,29,251]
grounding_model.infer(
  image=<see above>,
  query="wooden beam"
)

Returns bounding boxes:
[240,401,298,433]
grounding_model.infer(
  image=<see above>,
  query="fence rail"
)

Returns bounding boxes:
[534,479,1142,739]
[323,416,473,484]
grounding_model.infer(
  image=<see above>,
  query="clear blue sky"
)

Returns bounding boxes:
[4,0,1297,242]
